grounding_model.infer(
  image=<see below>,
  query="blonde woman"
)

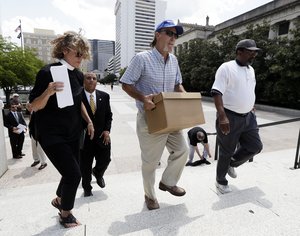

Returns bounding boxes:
[29,31,94,228]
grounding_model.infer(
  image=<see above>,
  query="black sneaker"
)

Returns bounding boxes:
[203,159,211,165]
[84,189,93,197]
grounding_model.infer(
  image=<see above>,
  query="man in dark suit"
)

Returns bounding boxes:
[4,102,27,159]
[80,72,113,197]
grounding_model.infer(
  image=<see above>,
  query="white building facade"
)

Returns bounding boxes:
[114,0,166,73]
[174,0,300,55]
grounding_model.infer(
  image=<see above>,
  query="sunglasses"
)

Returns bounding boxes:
[159,30,178,39]
[68,48,83,58]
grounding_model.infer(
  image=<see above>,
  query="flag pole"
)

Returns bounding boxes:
[19,19,24,52]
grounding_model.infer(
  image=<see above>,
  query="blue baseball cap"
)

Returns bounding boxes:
[155,20,184,36]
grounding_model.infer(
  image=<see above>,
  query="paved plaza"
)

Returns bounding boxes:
[0,84,299,235]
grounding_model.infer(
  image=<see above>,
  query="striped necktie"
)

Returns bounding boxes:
[90,94,96,114]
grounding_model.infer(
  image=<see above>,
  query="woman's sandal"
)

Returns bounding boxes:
[51,198,62,212]
[59,213,81,228]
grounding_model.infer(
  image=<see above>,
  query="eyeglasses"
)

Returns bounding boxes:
[159,30,178,39]
[85,76,97,81]
[68,48,83,58]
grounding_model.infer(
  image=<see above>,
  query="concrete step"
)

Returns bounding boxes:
[1,148,300,235]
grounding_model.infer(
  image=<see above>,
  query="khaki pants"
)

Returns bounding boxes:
[136,112,188,200]
[31,137,47,165]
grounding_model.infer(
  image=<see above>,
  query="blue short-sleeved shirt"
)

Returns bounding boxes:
[120,47,182,112]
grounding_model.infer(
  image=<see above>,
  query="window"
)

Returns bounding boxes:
[278,21,289,35]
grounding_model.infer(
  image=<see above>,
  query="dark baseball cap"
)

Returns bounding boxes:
[155,20,184,36]
[236,39,261,51]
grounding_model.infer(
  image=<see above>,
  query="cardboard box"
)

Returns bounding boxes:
[145,92,205,134]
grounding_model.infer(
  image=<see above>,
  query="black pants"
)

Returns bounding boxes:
[80,140,111,191]
[216,111,263,185]
[42,140,81,211]
[9,132,24,158]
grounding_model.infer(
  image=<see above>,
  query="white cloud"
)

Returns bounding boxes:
[51,0,115,40]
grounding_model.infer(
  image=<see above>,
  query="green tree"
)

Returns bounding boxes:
[101,73,117,84]
[178,31,236,94]
[261,21,300,108]
[178,20,299,109]
[118,67,127,81]
[0,36,44,104]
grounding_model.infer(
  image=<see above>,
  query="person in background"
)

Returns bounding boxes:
[211,39,263,194]
[80,72,112,197]
[4,102,27,159]
[186,126,212,166]
[26,102,48,170]
[120,20,188,210]
[29,31,94,228]
[10,93,22,112]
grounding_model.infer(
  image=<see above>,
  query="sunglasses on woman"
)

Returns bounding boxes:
[68,48,83,58]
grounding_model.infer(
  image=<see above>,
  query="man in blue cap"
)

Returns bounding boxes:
[121,20,188,210]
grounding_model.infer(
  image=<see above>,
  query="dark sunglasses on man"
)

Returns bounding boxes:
[159,30,178,39]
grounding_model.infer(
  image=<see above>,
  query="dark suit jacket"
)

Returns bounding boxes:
[82,89,112,147]
[4,111,27,137]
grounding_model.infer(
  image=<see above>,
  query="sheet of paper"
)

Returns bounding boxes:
[16,124,27,134]
[50,65,74,108]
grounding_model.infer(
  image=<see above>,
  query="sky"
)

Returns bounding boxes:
[0,0,273,45]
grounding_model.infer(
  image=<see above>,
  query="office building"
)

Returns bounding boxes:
[114,0,166,73]
[87,39,115,78]
[23,28,57,64]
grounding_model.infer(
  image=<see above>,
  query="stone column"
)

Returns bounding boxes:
[0,101,8,177]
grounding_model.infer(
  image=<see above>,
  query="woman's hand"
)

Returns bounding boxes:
[47,82,64,96]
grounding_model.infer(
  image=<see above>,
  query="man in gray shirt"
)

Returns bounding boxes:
[121,20,188,210]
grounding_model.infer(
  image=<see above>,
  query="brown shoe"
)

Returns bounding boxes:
[159,181,186,196]
[144,195,160,210]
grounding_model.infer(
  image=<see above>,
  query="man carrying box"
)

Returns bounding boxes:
[120,19,188,210]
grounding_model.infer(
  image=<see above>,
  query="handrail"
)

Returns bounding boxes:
[211,117,300,167]
[257,117,300,128]
[294,129,300,169]
[208,117,300,136]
